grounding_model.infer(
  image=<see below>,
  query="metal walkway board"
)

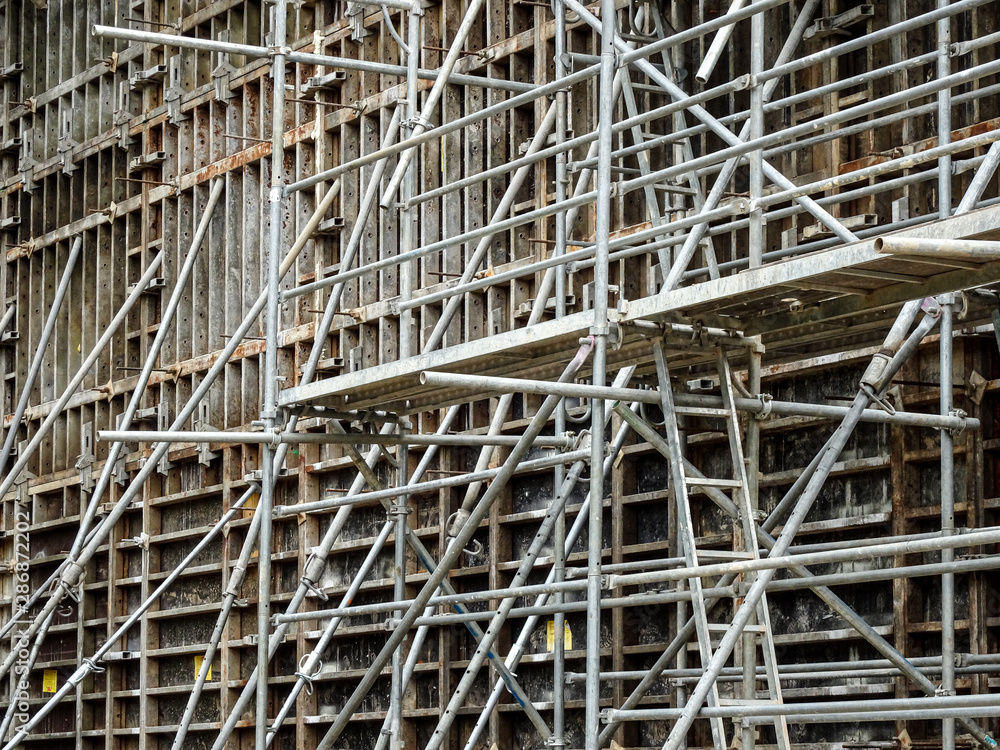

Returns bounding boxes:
[280,205,1000,413]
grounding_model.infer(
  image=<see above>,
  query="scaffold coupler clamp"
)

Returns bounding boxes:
[295,655,323,695]
[572,429,592,453]
[81,657,105,675]
[403,114,432,132]
[731,197,752,216]
[611,48,625,72]
[59,561,85,590]
[302,577,329,601]
[69,664,91,686]
[56,562,85,610]
[949,408,969,437]
[388,503,412,519]
[463,538,484,559]
[545,736,565,747]
[225,562,247,598]
[922,295,944,318]
[957,290,970,319]
[690,320,707,348]
[860,348,893,393]
[301,550,330,601]
[753,393,773,421]
[607,317,623,350]
[447,508,471,539]
[860,380,896,416]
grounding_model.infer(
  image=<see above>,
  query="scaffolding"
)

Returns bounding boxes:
[2,0,1000,748]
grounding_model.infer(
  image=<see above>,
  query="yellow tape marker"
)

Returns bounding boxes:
[546,620,572,652]
[194,655,212,681]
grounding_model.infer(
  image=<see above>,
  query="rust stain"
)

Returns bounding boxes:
[841,115,1000,173]
[839,155,889,174]
[182,142,272,189]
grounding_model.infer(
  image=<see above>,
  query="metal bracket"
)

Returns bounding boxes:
[212,30,237,102]
[165,55,191,125]
[194,402,221,466]
[129,151,167,174]
[17,126,36,193]
[124,532,149,549]
[104,651,137,662]
[76,422,95,493]
[303,70,346,97]
[346,2,373,41]
[114,82,136,149]
[0,325,19,344]
[129,62,167,90]
[804,5,874,41]
[58,106,78,175]
[157,401,175,475]
[0,62,23,81]
[0,214,21,233]
[112,449,128,485]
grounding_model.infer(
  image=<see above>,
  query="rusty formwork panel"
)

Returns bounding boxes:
[2,1,1000,750]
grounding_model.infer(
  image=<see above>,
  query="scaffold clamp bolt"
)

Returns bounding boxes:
[753,393,773,420]
[949,409,968,436]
